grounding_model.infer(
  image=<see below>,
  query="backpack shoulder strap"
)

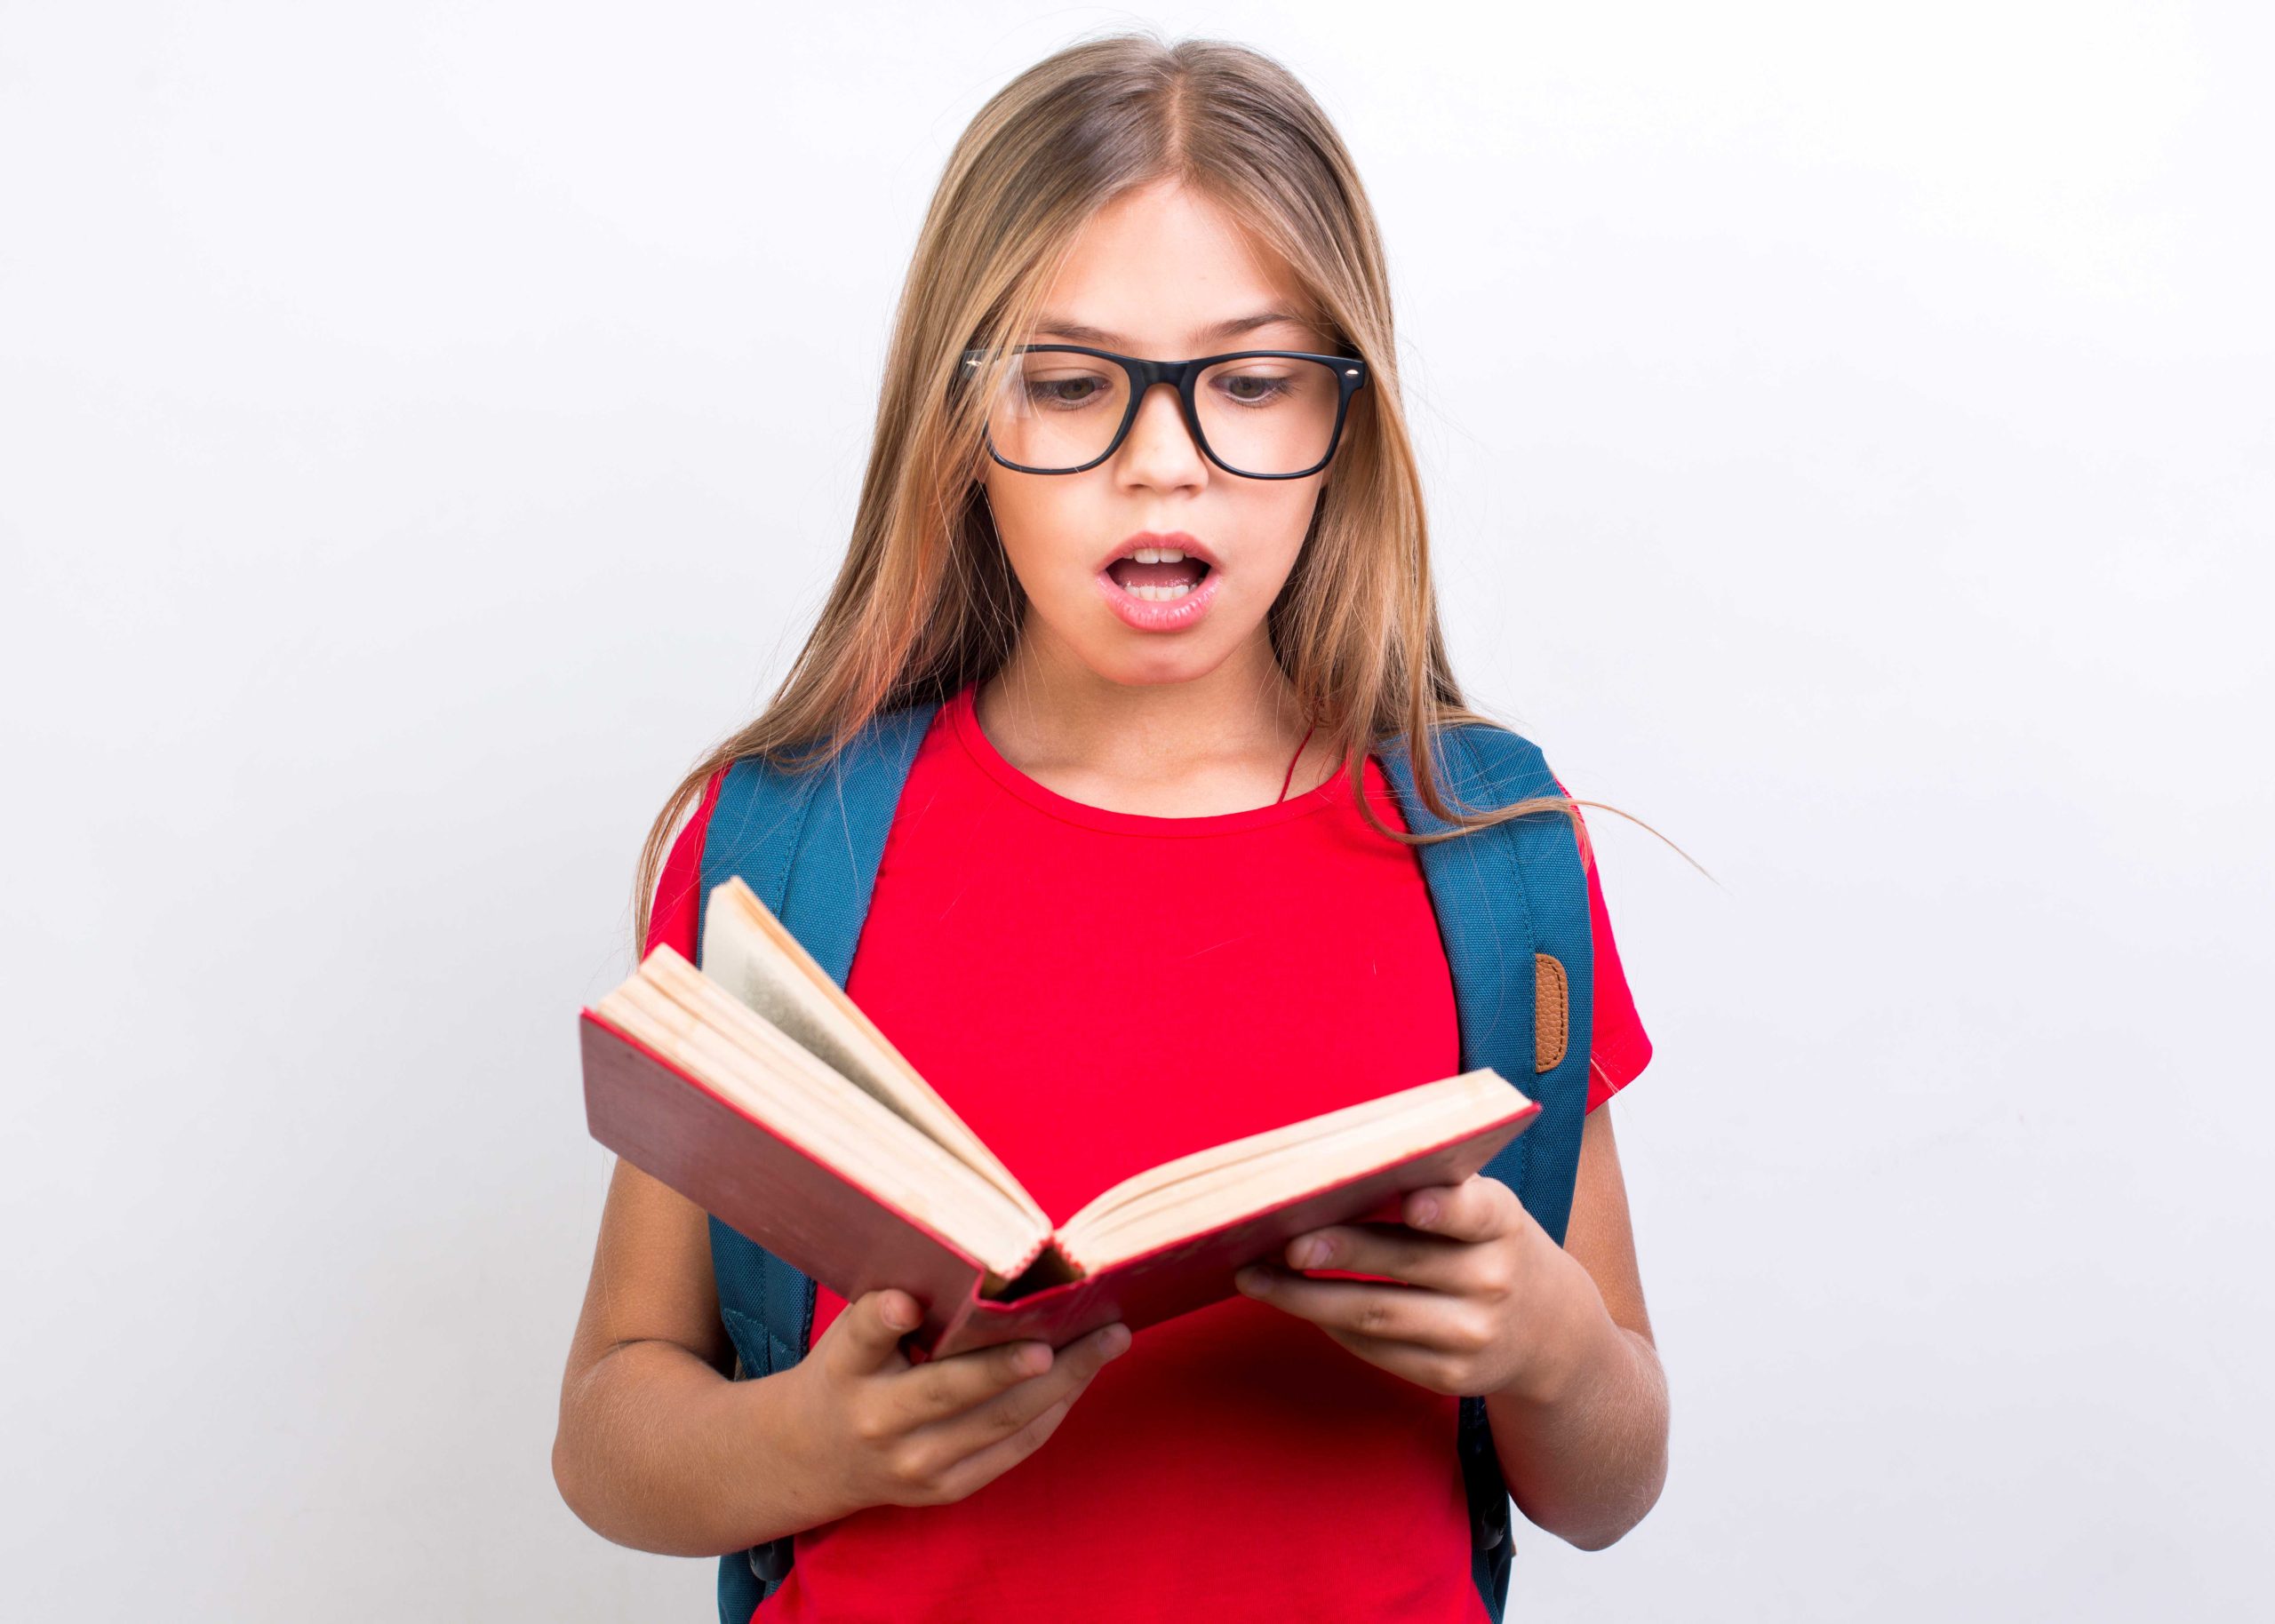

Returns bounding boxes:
[697,699,940,976]
[1372,718,1595,1238]
[1374,718,1595,1622]
[694,697,938,1621]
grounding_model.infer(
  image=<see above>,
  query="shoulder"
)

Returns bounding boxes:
[1442,717,1560,797]
[1374,718,1565,840]
[1376,713,1558,797]
[643,768,727,959]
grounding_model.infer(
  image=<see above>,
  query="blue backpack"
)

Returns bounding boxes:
[691,696,1595,1623]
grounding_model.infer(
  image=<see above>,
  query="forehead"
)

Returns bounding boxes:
[1030,179,1326,352]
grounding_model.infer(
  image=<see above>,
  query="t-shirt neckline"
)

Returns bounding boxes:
[947,681,1348,838]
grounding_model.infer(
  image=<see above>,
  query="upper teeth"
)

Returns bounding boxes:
[1125,546,1186,563]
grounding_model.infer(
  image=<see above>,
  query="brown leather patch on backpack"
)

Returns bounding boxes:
[1535,953,1569,1072]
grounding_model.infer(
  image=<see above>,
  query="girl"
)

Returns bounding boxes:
[555,31,1670,1623]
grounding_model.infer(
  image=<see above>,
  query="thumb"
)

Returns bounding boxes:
[827,1288,920,1374]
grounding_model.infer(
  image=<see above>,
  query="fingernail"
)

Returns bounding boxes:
[1410,1196,1439,1226]
[1098,1324,1131,1358]
[882,1296,914,1330]
[1290,1238,1326,1268]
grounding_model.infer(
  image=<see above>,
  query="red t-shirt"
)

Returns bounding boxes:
[645,682,1653,1623]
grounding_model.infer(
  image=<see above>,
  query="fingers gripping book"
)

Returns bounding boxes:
[579,876,1541,1358]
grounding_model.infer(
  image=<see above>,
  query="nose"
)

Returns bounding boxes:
[1116,380,1208,483]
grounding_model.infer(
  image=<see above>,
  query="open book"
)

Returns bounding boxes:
[579,876,1541,1358]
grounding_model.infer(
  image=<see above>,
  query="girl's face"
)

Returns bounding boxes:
[978,179,1341,689]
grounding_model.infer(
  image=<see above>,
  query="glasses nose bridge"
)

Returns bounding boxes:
[1128,354,1195,389]
[1122,354,1202,448]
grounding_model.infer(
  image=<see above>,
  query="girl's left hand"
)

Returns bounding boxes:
[1233,1174,1588,1401]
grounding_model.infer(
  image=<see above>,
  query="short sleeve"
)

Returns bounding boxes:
[1552,776,1654,1112]
[643,768,725,959]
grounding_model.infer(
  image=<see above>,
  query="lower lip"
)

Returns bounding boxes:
[1094,565,1223,633]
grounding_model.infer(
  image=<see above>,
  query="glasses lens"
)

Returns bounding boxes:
[970,349,1346,474]
[974,348,1131,473]
[1194,354,1345,476]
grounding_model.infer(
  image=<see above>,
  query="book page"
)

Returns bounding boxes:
[698,876,1043,1224]
[1054,1070,1524,1271]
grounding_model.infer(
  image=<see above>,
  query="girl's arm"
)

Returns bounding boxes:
[551,1158,1129,1556]
[551,1158,832,1555]
[1478,1103,1668,1548]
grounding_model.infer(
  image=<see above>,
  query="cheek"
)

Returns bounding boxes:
[989,494,1093,599]
[1235,489,1326,583]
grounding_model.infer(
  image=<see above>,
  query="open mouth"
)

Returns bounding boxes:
[1104,549,1213,602]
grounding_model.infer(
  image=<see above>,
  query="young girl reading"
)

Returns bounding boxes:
[554,31,1670,1623]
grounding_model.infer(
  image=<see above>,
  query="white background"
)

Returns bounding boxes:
[4,3,2269,1619]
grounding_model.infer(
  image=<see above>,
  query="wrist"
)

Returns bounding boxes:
[720,1358,865,1539]
[1492,1248,1614,1409]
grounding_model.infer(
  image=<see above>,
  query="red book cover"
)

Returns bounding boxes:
[579,1008,1538,1359]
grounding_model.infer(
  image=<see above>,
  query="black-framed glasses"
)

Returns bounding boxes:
[958,344,1369,479]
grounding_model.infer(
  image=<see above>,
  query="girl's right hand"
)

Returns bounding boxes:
[781,1288,1130,1514]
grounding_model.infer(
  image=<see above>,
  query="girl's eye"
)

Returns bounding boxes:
[1020,373,1113,409]
[1212,370,1296,407]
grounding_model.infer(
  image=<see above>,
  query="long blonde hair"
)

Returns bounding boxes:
[632,28,1682,955]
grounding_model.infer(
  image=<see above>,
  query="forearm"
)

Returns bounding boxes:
[553,1339,854,1556]
[1482,1255,1669,1550]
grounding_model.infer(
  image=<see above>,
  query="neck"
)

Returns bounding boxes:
[978,629,1329,813]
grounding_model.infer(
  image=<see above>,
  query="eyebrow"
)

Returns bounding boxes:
[1032,310,1314,349]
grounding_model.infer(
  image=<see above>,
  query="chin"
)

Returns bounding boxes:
[1082,638,1240,690]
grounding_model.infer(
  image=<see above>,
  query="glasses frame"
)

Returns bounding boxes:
[958,343,1370,480]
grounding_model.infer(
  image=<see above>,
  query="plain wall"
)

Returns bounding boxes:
[4,3,2268,1618]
